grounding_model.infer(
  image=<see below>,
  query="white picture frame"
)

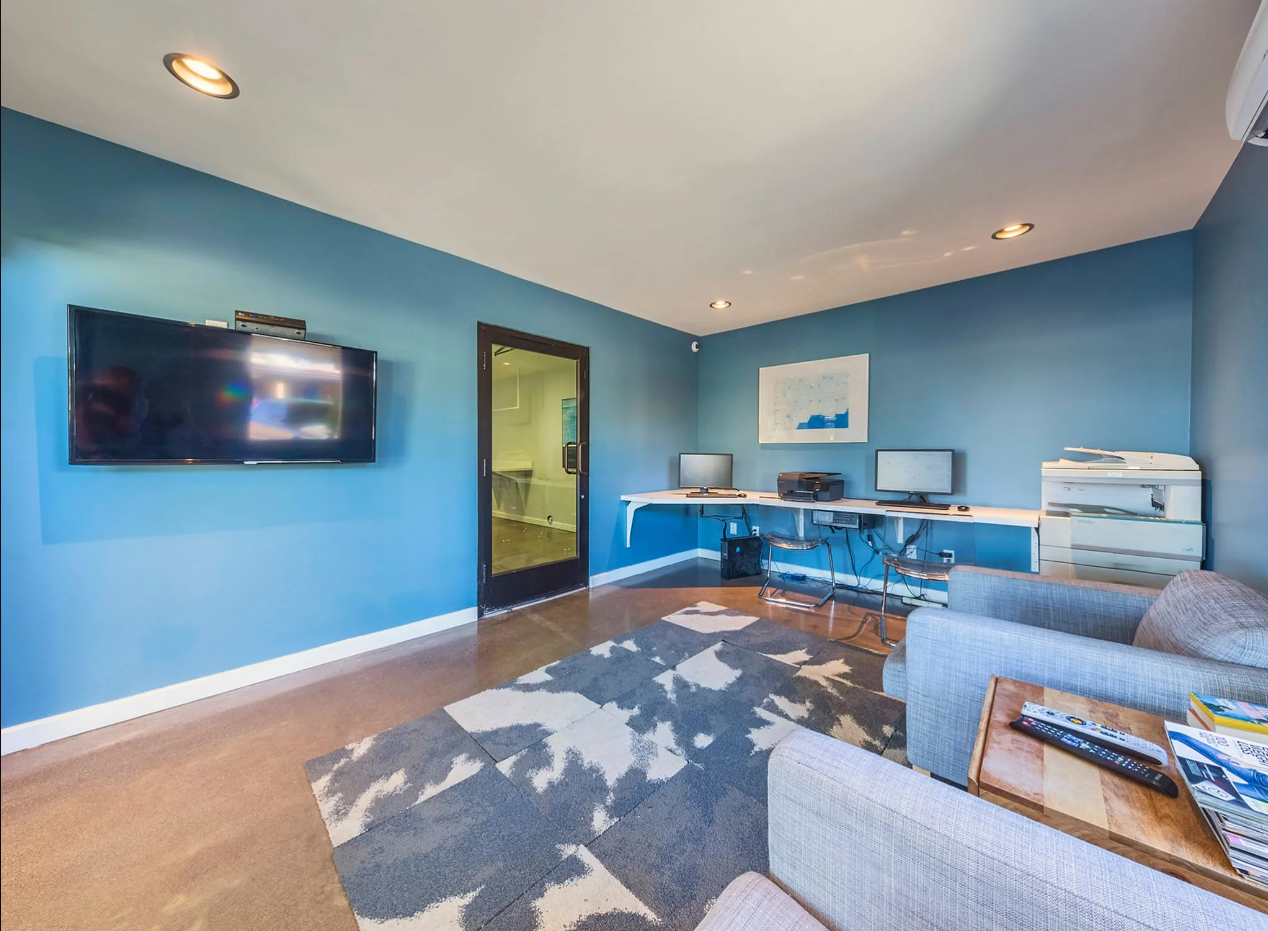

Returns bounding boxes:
[759,353,869,444]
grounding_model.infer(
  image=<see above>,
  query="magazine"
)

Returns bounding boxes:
[1166,721,1268,887]
[1166,722,1268,818]
[1215,810,1268,844]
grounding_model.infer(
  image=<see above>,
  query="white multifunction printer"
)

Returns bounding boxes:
[1039,448,1204,587]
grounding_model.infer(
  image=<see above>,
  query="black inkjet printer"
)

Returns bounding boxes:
[777,472,844,502]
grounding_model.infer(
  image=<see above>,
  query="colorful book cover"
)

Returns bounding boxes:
[1190,694,1268,736]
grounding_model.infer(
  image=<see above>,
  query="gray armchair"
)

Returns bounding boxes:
[883,567,1268,785]
[696,731,1259,930]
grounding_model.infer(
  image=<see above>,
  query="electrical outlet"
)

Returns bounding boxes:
[729,522,738,536]
[938,549,955,564]
[903,545,917,558]
[751,525,760,537]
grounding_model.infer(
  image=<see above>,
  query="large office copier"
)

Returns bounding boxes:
[1039,448,1204,588]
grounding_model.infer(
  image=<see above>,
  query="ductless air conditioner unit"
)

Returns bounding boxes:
[1228,0,1268,145]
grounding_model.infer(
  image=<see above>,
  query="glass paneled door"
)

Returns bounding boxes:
[478,324,589,614]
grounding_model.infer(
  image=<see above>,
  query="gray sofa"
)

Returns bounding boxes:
[883,567,1268,784]
[696,730,1263,931]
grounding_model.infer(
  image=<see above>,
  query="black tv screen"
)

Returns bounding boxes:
[68,306,376,464]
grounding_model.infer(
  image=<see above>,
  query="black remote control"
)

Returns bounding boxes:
[1009,715,1179,798]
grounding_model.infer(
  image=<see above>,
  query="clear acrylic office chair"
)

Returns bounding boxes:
[759,532,837,611]
[876,514,976,646]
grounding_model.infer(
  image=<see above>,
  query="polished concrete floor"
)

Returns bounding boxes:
[491,516,578,574]
[0,559,904,931]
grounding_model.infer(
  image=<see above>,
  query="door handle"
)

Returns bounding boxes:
[578,441,588,477]
[562,442,578,475]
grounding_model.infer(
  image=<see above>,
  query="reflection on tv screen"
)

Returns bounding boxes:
[245,343,344,441]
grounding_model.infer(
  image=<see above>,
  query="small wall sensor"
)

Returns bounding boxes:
[691,340,700,353]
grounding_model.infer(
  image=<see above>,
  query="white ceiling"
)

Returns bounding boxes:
[0,1,1256,335]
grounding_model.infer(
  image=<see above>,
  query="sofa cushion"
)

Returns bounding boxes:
[1132,570,1268,668]
[882,638,907,700]
[694,872,825,931]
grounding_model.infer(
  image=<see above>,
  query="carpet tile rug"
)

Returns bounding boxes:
[306,709,495,847]
[796,639,887,692]
[762,671,906,752]
[610,620,721,666]
[483,844,662,931]
[332,764,570,931]
[516,641,669,705]
[600,670,751,760]
[444,678,600,762]
[497,709,687,843]
[717,618,831,665]
[659,602,759,634]
[671,642,800,707]
[685,704,807,803]
[308,601,909,931]
[586,764,769,930]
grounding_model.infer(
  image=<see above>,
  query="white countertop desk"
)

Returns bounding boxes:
[620,490,1042,571]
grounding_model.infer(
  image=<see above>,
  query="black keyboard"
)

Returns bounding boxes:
[1010,715,1178,797]
[874,499,951,510]
[685,490,742,498]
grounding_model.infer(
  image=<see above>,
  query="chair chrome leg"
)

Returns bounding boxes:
[757,537,774,602]
[821,540,836,608]
[879,561,898,647]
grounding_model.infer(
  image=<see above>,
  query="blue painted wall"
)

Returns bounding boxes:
[3,101,1250,730]
[696,234,1196,579]
[1192,143,1268,592]
[0,108,698,727]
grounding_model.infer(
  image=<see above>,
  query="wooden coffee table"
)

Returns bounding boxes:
[968,676,1267,913]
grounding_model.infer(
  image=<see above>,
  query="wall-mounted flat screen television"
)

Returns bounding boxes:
[68,305,376,464]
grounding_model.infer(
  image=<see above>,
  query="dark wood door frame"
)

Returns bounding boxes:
[477,322,590,615]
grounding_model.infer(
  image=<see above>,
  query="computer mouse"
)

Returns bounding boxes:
[736,493,747,498]
[957,505,970,512]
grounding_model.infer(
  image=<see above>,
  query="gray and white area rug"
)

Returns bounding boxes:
[306,602,908,931]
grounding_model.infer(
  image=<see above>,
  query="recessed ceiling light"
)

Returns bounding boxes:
[164,53,239,99]
[710,300,731,310]
[991,222,1034,240]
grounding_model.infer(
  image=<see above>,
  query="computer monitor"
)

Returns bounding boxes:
[875,449,954,497]
[678,453,734,492]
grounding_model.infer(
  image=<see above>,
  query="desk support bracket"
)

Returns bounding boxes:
[625,500,649,547]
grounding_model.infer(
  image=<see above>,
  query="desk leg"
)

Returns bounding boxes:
[1031,526,1039,572]
[625,501,648,548]
[795,509,804,539]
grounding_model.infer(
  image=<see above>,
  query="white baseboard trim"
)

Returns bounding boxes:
[492,511,577,533]
[1,546,946,756]
[589,548,711,587]
[0,606,477,756]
